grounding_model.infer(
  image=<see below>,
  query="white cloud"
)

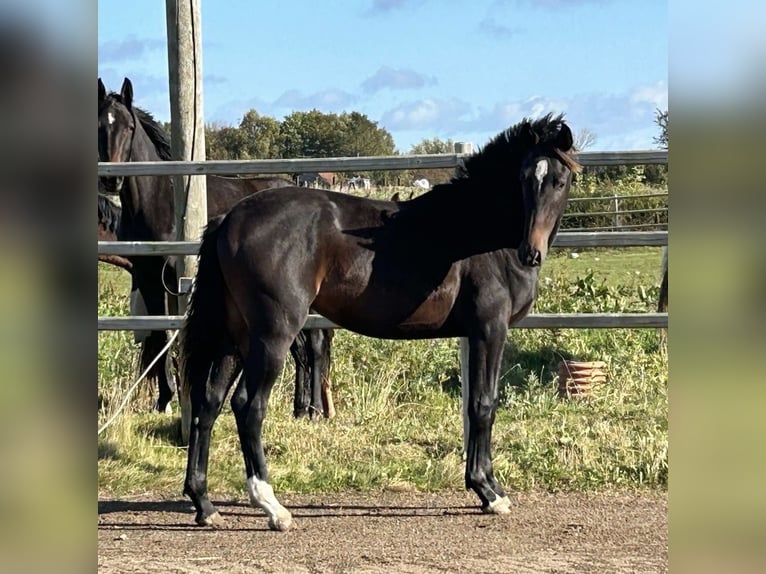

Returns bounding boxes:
[382,98,472,130]
[629,80,668,110]
[361,66,437,93]
[380,81,667,151]
[99,36,165,63]
[274,89,358,111]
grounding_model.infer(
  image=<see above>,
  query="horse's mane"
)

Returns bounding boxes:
[134,107,172,160]
[102,92,172,160]
[453,113,581,183]
[98,192,122,234]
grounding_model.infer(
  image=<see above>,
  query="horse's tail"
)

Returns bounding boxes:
[179,216,227,442]
[657,246,668,313]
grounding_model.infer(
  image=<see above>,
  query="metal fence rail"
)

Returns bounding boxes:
[98,230,668,257]
[98,231,668,332]
[98,312,667,332]
[97,150,667,177]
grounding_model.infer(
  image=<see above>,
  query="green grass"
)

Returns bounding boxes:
[98,248,667,498]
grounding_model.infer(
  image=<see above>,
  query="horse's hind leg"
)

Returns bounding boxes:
[183,346,241,527]
[231,329,295,532]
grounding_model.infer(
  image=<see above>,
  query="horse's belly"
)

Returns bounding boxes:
[312,284,458,339]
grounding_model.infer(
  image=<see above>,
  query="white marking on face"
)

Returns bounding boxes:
[534,159,548,185]
[107,112,115,125]
[247,476,293,530]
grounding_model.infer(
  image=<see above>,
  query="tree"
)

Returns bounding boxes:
[653,109,668,149]
[205,123,248,159]
[239,110,281,159]
[339,111,395,157]
[408,137,455,155]
[279,110,347,158]
[406,137,456,185]
[574,128,597,151]
[338,112,396,185]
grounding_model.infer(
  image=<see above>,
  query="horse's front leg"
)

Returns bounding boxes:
[465,321,511,514]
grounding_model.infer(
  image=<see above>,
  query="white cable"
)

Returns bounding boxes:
[98,330,180,435]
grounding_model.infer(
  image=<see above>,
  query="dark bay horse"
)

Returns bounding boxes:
[98,77,333,419]
[180,113,580,530]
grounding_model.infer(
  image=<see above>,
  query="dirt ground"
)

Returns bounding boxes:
[98,490,667,573]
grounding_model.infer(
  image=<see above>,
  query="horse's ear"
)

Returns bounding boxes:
[556,123,574,152]
[98,77,106,103]
[120,77,133,109]
[521,122,539,147]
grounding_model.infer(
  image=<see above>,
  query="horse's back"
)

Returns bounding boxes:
[215,187,471,338]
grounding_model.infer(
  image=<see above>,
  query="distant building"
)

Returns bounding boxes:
[454,142,473,154]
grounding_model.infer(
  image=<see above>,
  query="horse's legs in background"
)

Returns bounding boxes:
[289,330,312,418]
[309,328,335,419]
[231,326,296,531]
[164,262,181,403]
[183,347,241,526]
[133,258,176,413]
[464,321,512,514]
[289,326,335,420]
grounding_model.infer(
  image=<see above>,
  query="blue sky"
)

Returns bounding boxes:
[98,0,667,153]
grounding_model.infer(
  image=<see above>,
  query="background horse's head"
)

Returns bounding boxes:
[98,77,136,193]
[517,119,579,267]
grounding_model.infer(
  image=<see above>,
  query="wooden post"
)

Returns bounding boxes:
[166,0,207,313]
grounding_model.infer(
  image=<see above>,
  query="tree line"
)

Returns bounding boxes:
[197,108,461,187]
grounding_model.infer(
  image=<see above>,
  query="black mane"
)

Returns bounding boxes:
[98,192,122,234]
[454,113,577,183]
[102,91,172,160]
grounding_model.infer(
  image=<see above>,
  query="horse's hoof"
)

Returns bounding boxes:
[196,511,225,527]
[267,513,294,532]
[482,495,512,515]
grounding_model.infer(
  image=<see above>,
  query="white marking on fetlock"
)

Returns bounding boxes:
[163,358,175,414]
[247,476,293,531]
[484,495,512,514]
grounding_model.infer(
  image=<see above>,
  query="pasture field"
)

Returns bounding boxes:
[97,244,667,498]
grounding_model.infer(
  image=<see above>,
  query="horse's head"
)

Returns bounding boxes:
[517,120,578,267]
[98,77,136,193]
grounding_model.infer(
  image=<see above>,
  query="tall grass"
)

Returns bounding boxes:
[97,248,667,497]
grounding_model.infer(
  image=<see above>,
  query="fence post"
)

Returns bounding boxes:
[166,0,207,313]
[612,196,621,230]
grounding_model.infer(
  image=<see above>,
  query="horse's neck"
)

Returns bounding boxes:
[120,127,174,239]
[398,180,525,261]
